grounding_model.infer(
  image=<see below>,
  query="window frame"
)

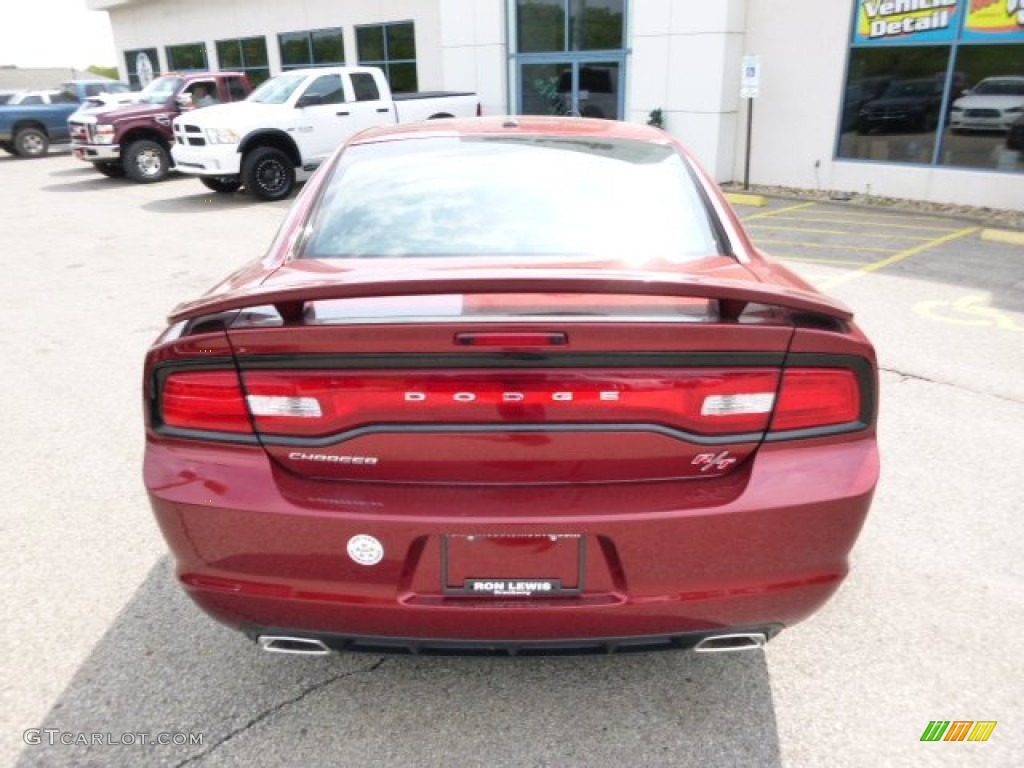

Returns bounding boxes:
[277,27,346,71]
[355,21,419,93]
[836,0,1024,174]
[215,36,271,87]
[165,42,209,72]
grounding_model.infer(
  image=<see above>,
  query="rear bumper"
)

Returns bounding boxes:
[145,436,878,643]
[170,143,241,176]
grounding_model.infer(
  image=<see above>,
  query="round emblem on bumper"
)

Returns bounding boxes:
[347,534,384,566]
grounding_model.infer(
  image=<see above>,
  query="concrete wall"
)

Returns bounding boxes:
[438,0,507,116]
[628,0,746,181]
[107,0,445,90]
[97,0,1022,210]
[737,0,1022,210]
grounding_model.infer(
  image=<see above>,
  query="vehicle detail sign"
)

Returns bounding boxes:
[853,0,961,44]
[961,0,1024,41]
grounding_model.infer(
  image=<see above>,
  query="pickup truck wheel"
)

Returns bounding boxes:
[242,147,295,201]
[200,176,242,194]
[95,162,126,178]
[124,140,170,183]
[14,128,48,158]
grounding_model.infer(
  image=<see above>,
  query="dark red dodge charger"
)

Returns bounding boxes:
[144,117,878,656]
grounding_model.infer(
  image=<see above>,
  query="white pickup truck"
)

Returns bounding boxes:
[171,66,478,200]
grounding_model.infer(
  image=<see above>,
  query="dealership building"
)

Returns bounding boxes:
[87,0,1023,210]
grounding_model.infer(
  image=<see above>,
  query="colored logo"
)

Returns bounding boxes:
[920,721,997,742]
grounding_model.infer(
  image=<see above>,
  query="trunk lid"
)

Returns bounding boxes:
[179,261,852,485]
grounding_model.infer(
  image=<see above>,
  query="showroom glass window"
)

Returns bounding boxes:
[216,37,271,86]
[838,1,1024,173]
[278,28,345,71]
[356,22,417,93]
[513,1,626,120]
[124,48,158,89]
[166,43,208,72]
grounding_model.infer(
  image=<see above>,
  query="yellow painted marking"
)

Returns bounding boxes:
[777,209,951,224]
[749,225,937,242]
[771,215,962,233]
[746,224,850,235]
[725,192,768,207]
[741,201,817,222]
[754,238,899,254]
[777,255,872,266]
[818,226,980,289]
[914,295,1022,331]
[981,228,1024,246]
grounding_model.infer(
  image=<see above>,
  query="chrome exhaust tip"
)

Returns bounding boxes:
[258,635,332,656]
[693,632,767,653]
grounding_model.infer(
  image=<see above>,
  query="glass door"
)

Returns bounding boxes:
[519,59,623,120]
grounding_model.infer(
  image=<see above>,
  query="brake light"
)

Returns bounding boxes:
[239,369,782,437]
[771,368,860,431]
[161,371,252,433]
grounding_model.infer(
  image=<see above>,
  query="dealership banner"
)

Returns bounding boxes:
[853,0,962,44]
[960,0,1024,41]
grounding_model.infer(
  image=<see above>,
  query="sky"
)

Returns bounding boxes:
[0,1,116,69]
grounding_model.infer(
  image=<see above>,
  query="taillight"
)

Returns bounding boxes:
[161,371,252,433]
[239,369,782,437]
[771,368,860,432]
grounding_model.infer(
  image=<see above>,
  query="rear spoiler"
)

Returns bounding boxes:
[169,269,853,325]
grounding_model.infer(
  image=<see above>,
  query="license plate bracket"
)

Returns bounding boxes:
[442,534,585,596]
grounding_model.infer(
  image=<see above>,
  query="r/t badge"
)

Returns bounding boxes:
[692,451,737,472]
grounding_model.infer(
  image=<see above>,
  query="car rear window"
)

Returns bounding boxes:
[301,135,723,261]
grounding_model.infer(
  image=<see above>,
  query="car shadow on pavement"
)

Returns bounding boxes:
[16,558,782,768]
[46,166,100,178]
[140,192,293,214]
[40,178,140,193]
[140,188,298,214]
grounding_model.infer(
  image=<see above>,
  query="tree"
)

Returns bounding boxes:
[87,65,119,81]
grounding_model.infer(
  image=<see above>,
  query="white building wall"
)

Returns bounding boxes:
[438,0,507,116]
[739,0,1023,210]
[107,0,445,90]
[628,0,746,181]
[96,0,1021,209]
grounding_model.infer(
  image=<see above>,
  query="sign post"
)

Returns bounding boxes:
[740,55,760,191]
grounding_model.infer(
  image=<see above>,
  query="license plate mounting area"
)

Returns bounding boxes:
[442,534,585,597]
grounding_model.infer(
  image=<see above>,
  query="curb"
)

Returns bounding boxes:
[724,192,768,207]
[981,228,1024,246]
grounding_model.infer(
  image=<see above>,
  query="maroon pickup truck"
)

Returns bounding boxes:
[69,71,251,183]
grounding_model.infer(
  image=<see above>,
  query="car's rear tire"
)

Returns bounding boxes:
[200,176,242,194]
[242,147,295,201]
[124,139,170,183]
[95,161,126,178]
[14,127,48,158]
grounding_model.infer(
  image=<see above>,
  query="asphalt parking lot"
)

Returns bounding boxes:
[1,154,1022,768]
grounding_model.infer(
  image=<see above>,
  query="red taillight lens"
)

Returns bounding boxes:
[771,368,860,432]
[161,371,252,433]
[240,369,782,437]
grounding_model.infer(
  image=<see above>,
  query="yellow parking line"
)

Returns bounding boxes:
[782,209,951,224]
[741,201,817,222]
[818,225,980,290]
[747,224,937,241]
[770,215,963,233]
[755,238,899,254]
[777,255,872,266]
[746,224,849,235]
